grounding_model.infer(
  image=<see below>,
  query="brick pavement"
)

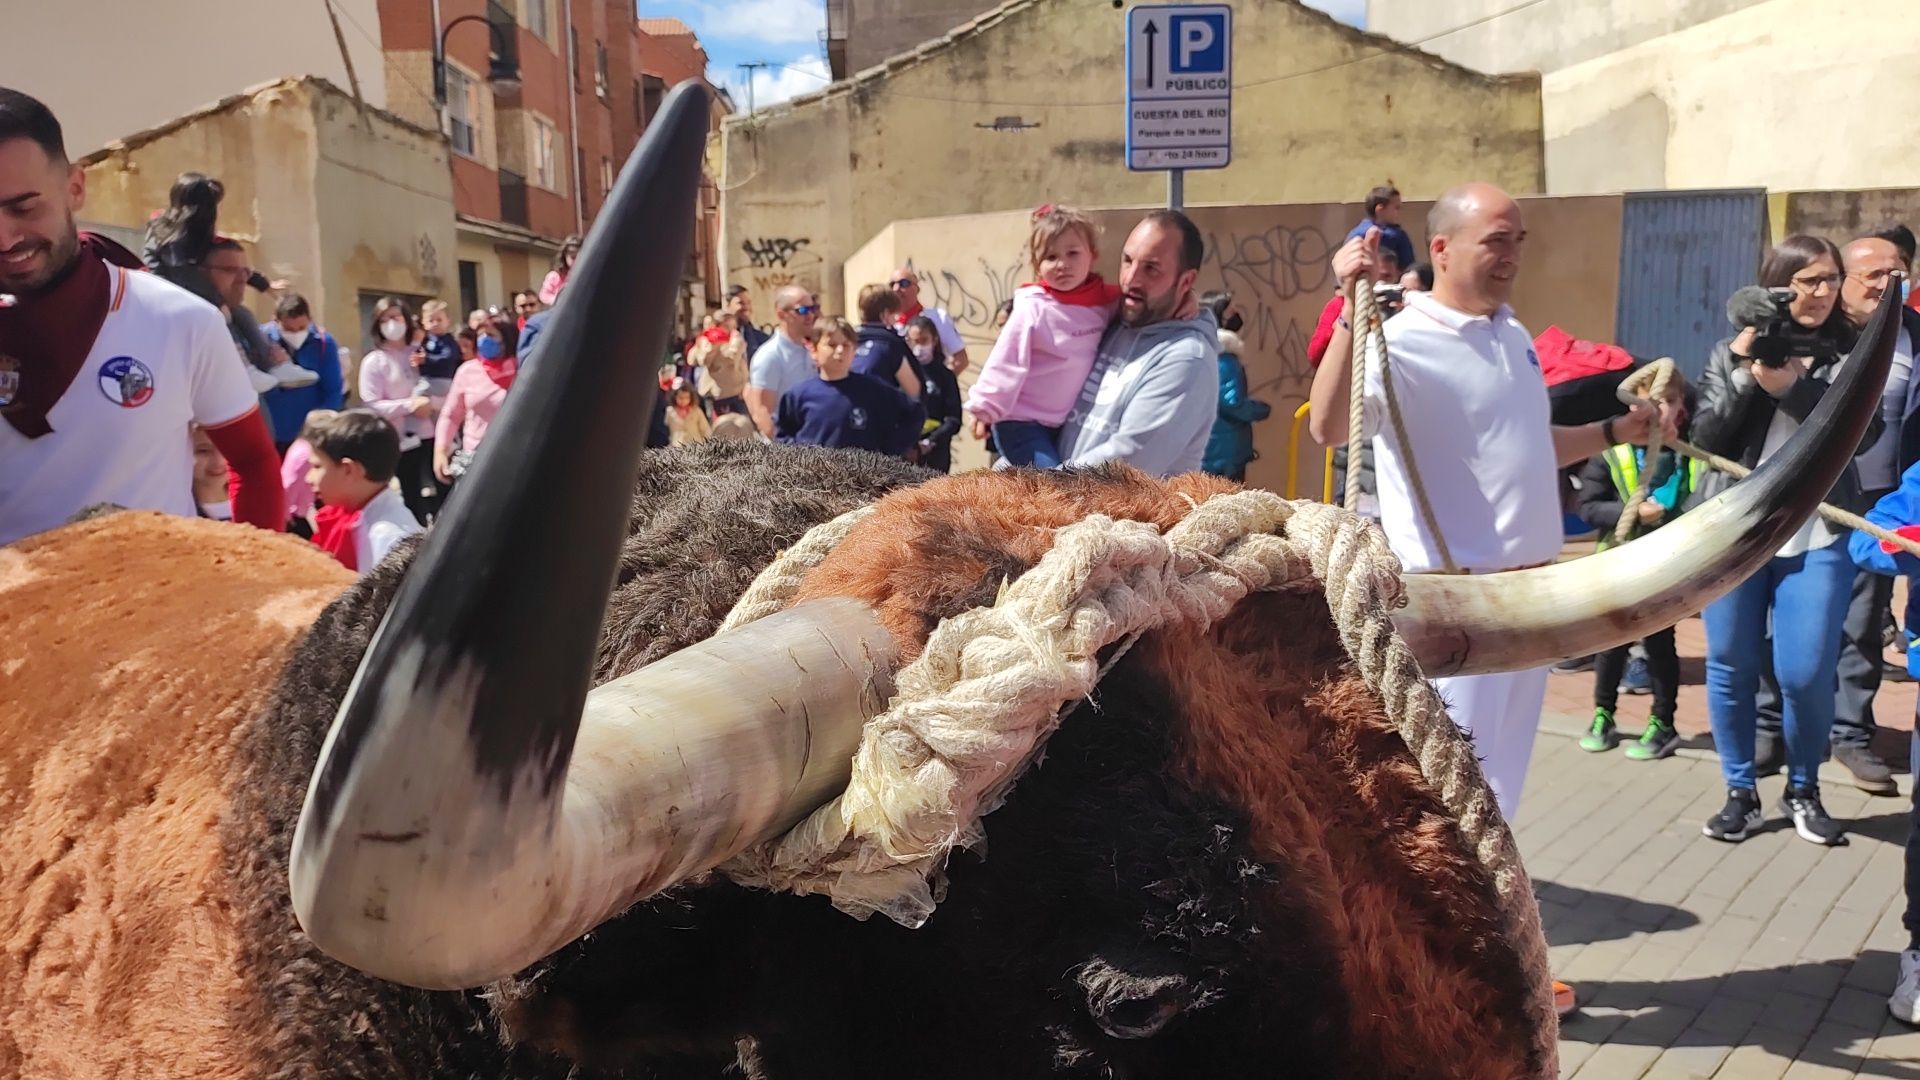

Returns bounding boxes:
[1527,615,1918,1077]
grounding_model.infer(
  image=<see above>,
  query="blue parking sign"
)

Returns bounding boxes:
[1168,13,1226,74]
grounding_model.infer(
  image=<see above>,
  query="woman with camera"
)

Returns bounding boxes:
[1693,234,1881,847]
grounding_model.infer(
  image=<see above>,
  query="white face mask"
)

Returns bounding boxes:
[380,319,408,343]
[281,327,310,351]
[910,344,934,362]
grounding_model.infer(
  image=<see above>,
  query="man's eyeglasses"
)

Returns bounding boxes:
[788,304,821,316]
[889,278,916,290]
[1847,268,1907,287]
[1788,272,1842,294]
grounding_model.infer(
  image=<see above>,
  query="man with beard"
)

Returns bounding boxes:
[0,87,282,545]
[1056,210,1220,478]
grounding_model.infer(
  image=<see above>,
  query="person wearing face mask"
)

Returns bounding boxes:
[261,294,344,455]
[1199,290,1270,482]
[434,314,518,487]
[357,295,440,522]
[904,315,962,471]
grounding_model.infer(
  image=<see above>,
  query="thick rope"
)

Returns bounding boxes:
[718,491,1558,1073]
[1348,278,1460,572]
[1610,358,1677,545]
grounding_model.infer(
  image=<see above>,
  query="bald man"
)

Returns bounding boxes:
[890,267,971,375]
[1309,183,1663,821]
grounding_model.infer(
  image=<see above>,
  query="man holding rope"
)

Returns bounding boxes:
[1308,183,1667,822]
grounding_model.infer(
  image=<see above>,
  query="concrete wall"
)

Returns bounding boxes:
[1781,189,1920,248]
[1368,0,1920,197]
[1364,0,1768,76]
[78,81,455,374]
[2,0,387,155]
[723,0,1544,335]
[843,0,996,74]
[849,193,1623,483]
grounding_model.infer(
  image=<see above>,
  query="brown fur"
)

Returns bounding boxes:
[797,467,1538,1077]
[0,514,351,1077]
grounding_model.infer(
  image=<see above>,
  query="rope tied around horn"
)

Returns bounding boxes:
[717,489,1560,1075]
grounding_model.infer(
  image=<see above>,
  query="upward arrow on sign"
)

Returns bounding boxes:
[1143,20,1158,88]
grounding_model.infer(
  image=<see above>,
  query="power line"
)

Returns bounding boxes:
[762,0,1556,111]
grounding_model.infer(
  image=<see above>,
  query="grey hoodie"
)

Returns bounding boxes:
[1057,309,1220,477]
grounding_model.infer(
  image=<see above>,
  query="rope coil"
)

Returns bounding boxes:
[718,489,1558,1073]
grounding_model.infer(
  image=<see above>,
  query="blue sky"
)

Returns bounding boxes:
[640,0,1366,109]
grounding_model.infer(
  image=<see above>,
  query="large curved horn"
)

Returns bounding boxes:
[290,83,897,990]
[1399,284,1903,677]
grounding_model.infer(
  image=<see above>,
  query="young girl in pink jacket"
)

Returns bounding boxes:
[967,205,1119,467]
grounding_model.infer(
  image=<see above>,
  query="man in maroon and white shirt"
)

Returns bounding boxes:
[0,86,281,546]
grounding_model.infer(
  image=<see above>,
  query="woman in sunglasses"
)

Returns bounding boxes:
[745,285,824,438]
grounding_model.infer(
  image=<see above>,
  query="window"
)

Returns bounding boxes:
[530,116,563,191]
[523,0,549,42]
[633,80,644,126]
[570,27,580,93]
[445,65,481,158]
[595,41,609,100]
[600,157,613,196]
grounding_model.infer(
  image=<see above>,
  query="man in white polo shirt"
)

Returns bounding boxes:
[1310,183,1665,1018]
[0,86,282,546]
[1310,182,1665,815]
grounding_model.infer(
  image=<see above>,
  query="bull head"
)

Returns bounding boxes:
[290,79,1904,991]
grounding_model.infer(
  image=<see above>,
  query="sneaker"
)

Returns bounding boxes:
[1620,656,1652,695]
[1779,785,1848,846]
[1702,787,1763,842]
[1893,950,1920,1026]
[1579,708,1618,753]
[270,362,320,388]
[1553,979,1577,1018]
[1832,743,1897,796]
[1753,729,1784,778]
[1552,654,1595,674]
[1624,718,1679,761]
[246,365,280,394]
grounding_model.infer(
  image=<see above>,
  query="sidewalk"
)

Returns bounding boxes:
[1528,617,1917,1078]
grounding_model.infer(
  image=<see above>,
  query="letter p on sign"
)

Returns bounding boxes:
[1169,13,1225,73]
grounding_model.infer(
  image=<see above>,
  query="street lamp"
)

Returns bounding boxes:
[433,13,521,105]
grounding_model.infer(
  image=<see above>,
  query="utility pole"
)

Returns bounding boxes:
[737,61,770,116]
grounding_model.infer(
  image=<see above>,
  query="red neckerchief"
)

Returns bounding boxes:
[700,326,731,345]
[894,301,925,326]
[482,357,516,389]
[311,501,364,572]
[0,242,119,439]
[1025,274,1122,307]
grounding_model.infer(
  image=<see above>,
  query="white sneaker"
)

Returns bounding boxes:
[270,363,320,388]
[246,365,279,394]
[1893,950,1920,1025]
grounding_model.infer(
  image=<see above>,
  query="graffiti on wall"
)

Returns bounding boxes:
[1196,222,1338,410]
[905,256,1027,338]
[740,236,812,269]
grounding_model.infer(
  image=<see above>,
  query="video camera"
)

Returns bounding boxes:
[1372,280,1405,312]
[1726,285,1841,368]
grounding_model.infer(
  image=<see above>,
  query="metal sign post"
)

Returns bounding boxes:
[1125,3,1232,211]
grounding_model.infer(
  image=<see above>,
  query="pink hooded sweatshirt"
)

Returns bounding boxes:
[967,283,1118,427]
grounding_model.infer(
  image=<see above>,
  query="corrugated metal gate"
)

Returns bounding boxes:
[1614,190,1769,380]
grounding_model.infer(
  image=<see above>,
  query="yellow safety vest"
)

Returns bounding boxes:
[1597,445,1703,552]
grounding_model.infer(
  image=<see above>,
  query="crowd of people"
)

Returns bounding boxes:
[8,75,1920,1033]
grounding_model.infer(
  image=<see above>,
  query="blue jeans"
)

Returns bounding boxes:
[1702,543,1854,790]
[993,420,1063,468]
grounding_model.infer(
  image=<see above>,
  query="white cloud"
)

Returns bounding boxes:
[725,53,832,110]
[1300,0,1367,27]
[685,0,824,47]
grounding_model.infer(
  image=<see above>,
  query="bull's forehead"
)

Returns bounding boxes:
[792,466,1237,656]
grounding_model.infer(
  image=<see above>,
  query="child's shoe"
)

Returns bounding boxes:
[1579,708,1618,753]
[1624,716,1679,761]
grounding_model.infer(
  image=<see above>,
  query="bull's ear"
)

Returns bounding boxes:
[1075,954,1211,1040]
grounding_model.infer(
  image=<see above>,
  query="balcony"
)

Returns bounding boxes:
[499,169,530,228]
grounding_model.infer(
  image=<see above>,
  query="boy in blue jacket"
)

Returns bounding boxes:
[1847,458,1920,1026]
